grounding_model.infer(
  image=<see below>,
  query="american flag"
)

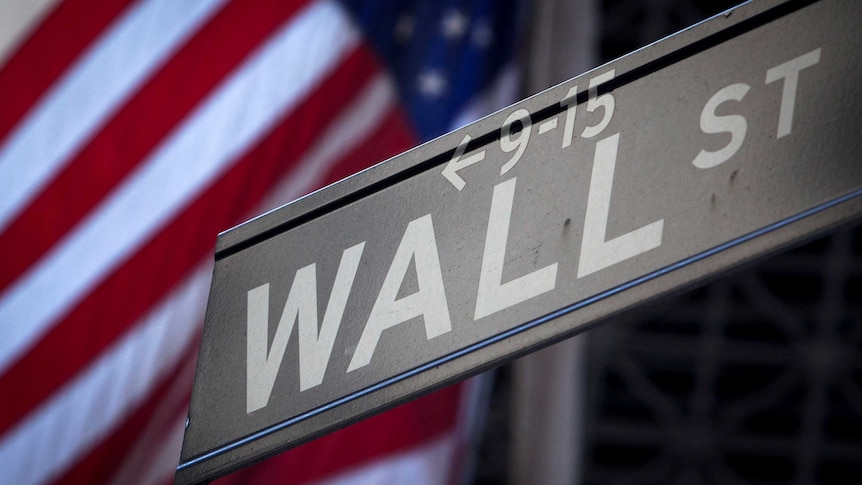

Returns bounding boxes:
[0,0,524,484]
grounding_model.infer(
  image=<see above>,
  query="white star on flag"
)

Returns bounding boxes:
[472,19,494,48]
[441,9,469,40]
[418,69,447,98]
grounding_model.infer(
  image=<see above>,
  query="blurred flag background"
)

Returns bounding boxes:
[6,2,856,485]
[0,1,527,483]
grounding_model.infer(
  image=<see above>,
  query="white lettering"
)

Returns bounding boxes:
[348,215,451,371]
[442,134,486,191]
[766,48,820,138]
[578,133,664,278]
[692,83,750,169]
[500,108,532,175]
[246,242,365,413]
[581,70,616,139]
[561,85,578,148]
[475,177,558,320]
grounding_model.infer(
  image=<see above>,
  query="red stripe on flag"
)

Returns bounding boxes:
[0,45,388,438]
[0,0,312,294]
[45,335,199,485]
[0,0,136,144]
[214,384,463,485]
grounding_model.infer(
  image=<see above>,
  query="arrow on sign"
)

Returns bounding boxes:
[442,134,486,191]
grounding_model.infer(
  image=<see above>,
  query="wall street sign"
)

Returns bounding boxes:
[177,0,862,482]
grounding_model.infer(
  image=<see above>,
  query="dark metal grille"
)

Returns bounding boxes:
[582,224,862,485]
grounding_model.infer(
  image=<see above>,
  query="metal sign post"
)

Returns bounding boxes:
[177,0,862,482]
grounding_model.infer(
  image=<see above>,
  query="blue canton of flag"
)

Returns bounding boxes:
[339,0,525,140]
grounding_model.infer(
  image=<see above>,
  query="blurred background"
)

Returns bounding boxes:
[1,0,859,484]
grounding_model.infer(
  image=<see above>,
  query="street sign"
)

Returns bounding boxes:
[177,0,862,482]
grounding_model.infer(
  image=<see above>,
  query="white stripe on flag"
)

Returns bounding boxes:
[315,433,456,485]
[0,263,210,485]
[0,0,228,233]
[258,73,396,213]
[0,0,358,374]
